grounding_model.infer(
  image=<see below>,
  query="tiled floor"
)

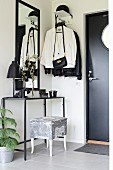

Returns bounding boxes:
[0,141,109,170]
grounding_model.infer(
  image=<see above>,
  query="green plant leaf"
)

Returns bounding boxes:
[4,117,17,127]
[0,117,17,127]
[0,108,13,117]
[5,128,20,142]
[0,128,20,142]
[5,137,18,150]
[5,128,16,137]
[14,133,20,141]
[0,118,2,125]
[5,128,16,133]
[0,138,6,147]
[0,107,20,150]
[0,129,4,138]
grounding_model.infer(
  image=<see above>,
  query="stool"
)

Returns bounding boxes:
[30,116,67,156]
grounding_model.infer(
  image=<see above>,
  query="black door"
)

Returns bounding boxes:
[86,11,109,142]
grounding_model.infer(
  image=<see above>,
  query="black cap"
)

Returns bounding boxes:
[56,5,72,17]
[28,11,39,17]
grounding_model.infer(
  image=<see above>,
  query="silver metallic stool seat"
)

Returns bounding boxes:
[30,116,67,156]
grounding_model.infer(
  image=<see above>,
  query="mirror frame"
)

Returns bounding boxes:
[16,0,40,90]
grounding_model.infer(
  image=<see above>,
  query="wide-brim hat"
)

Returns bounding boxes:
[55,5,72,17]
[27,11,39,22]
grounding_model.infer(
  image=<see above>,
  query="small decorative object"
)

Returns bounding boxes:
[0,108,20,163]
[20,54,38,97]
[39,89,48,98]
[49,90,57,98]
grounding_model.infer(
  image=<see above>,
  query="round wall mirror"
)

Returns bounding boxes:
[101,24,109,49]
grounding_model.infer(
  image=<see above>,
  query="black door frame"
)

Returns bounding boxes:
[86,11,108,141]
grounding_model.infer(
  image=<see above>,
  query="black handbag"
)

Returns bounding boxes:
[53,25,67,68]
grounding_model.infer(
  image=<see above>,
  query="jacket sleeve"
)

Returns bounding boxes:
[40,30,53,68]
[63,31,82,80]
[40,31,48,67]
[74,31,82,80]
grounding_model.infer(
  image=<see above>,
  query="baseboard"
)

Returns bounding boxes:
[88,140,109,145]
[67,139,86,144]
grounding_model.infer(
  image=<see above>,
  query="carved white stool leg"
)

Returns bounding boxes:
[46,139,49,148]
[64,135,67,151]
[49,140,53,157]
[31,138,34,154]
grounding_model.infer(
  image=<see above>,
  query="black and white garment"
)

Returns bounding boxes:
[41,26,82,80]
[41,26,77,68]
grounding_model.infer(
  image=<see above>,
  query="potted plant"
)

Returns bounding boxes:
[0,107,20,163]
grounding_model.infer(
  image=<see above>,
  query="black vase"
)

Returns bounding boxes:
[49,90,57,98]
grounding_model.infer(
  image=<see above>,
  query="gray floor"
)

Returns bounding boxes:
[0,141,109,170]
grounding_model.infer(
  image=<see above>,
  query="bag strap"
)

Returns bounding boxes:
[26,27,35,56]
[53,25,66,59]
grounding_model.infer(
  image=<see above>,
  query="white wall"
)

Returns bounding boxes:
[0,0,52,147]
[0,0,15,98]
[52,0,108,143]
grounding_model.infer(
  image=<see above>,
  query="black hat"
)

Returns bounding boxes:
[28,11,39,17]
[56,5,72,17]
[28,11,39,22]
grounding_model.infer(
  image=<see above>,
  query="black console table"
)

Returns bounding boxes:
[2,97,65,160]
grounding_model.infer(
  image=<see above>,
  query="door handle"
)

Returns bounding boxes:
[89,77,98,81]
